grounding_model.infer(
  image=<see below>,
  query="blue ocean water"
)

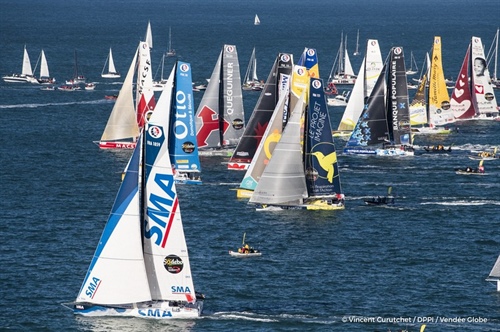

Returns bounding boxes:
[1,0,500,331]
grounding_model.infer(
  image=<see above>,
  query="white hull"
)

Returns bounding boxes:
[101,73,121,79]
[327,96,348,107]
[2,74,32,83]
[411,127,451,135]
[198,149,234,157]
[70,301,203,319]
[229,250,262,257]
[375,147,414,156]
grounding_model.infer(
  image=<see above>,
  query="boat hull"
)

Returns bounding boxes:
[229,250,262,257]
[455,170,486,175]
[70,301,203,319]
[236,188,253,199]
[94,140,137,149]
[198,149,233,157]
[101,73,121,79]
[256,201,345,211]
[227,162,249,170]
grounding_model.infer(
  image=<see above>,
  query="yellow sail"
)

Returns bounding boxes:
[428,36,454,126]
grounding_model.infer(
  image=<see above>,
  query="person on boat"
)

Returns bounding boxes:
[477,165,485,173]
[244,244,250,253]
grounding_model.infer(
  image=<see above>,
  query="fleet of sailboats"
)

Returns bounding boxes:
[249,77,345,210]
[3,24,498,315]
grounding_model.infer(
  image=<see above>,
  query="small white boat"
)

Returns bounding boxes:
[84,83,95,90]
[229,250,262,258]
[327,91,349,106]
[455,160,485,175]
[229,233,261,258]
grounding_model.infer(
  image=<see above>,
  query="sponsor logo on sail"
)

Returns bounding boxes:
[164,255,184,274]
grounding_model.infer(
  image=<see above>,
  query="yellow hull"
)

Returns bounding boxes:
[236,188,253,199]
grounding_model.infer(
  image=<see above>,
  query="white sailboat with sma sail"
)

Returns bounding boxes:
[65,95,204,318]
[249,78,345,211]
[195,44,245,156]
[101,48,120,78]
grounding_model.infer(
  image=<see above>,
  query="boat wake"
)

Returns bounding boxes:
[422,200,500,206]
[209,311,336,324]
[0,99,110,109]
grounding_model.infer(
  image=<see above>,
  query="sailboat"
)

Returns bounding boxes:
[94,47,140,149]
[241,47,261,91]
[486,254,500,291]
[101,48,120,78]
[228,52,294,170]
[353,29,361,56]
[155,61,202,184]
[344,47,414,156]
[406,51,418,75]
[254,14,260,25]
[249,78,345,211]
[486,27,499,87]
[65,99,204,318]
[35,49,56,84]
[166,26,176,57]
[95,41,155,149]
[195,44,245,156]
[66,50,86,84]
[450,36,499,120]
[409,36,455,133]
[333,39,383,137]
[327,32,357,85]
[2,45,36,83]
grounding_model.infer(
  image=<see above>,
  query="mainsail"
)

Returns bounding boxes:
[228,53,293,169]
[196,45,245,152]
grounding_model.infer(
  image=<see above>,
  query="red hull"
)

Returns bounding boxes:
[97,141,137,149]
